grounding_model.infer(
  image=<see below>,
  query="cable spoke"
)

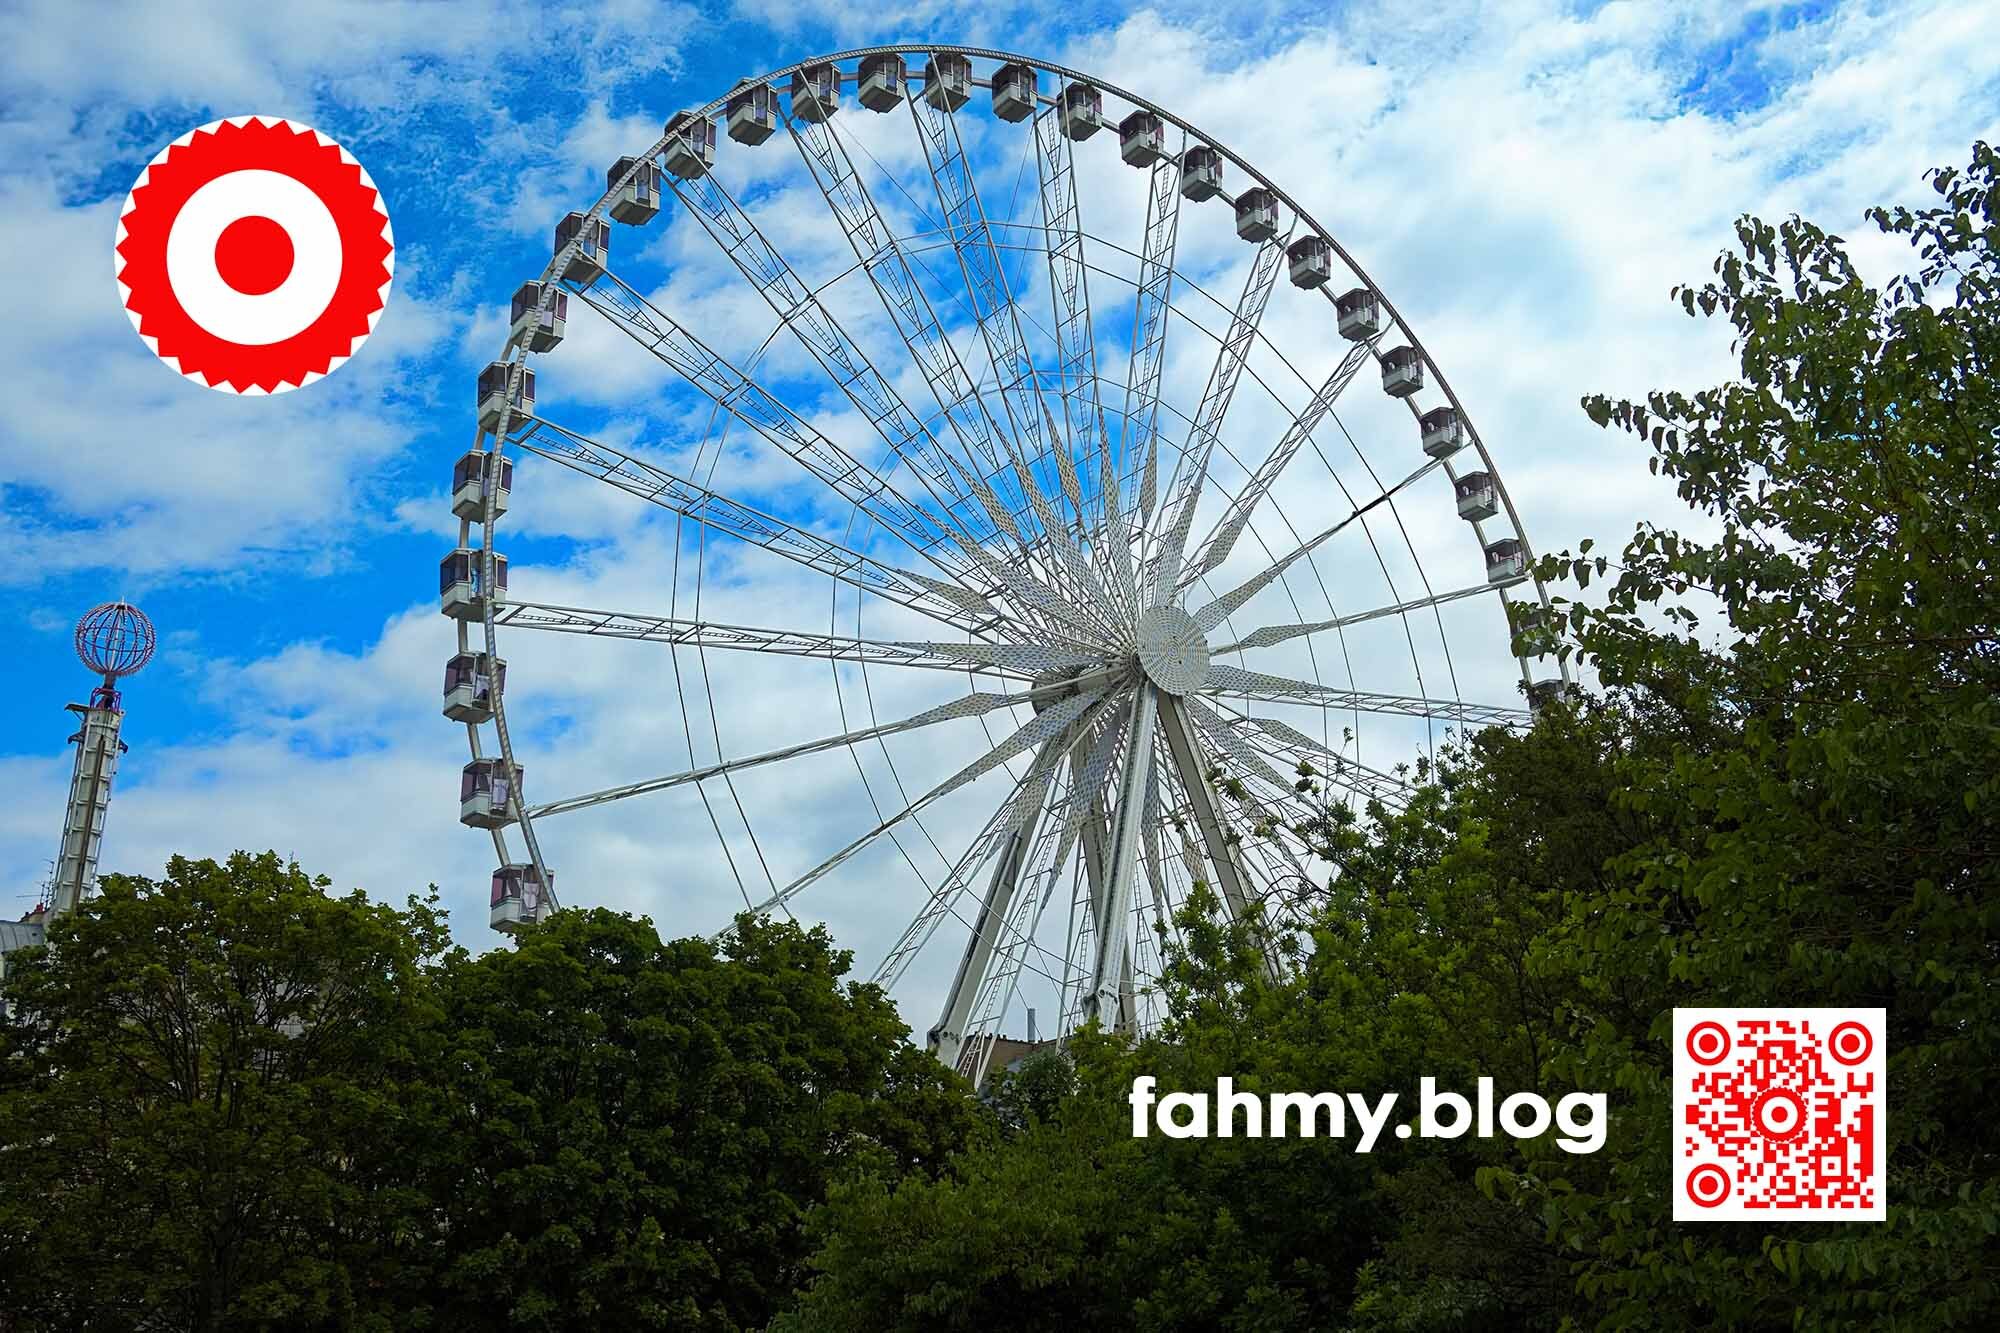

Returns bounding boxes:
[1213,575,1527,654]
[1213,707,1415,811]
[1199,662,1530,727]
[1187,455,1445,633]
[508,414,1008,636]
[525,676,1103,821]
[740,685,1121,919]
[1179,338,1377,586]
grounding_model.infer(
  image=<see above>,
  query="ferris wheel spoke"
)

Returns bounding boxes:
[523,679,1091,822]
[1117,149,1186,525]
[1031,101,1139,623]
[491,599,1040,677]
[905,92,1063,507]
[661,168,1027,556]
[785,113,1051,551]
[1029,103,1102,523]
[1199,662,1531,728]
[912,641,1109,673]
[1180,337,1378,587]
[783,114,994,472]
[1148,235,1289,601]
[1186,454,1446,635]
[1148,450,1211,610]
[573,273,1093,646]
[906,92,1115,626]
[1212,575,1529,655]
[740,686,1118,920]
[570,271,991,580]
[1213,707,1415,811]
[506,414,1014,636]
[784,109,1115,640]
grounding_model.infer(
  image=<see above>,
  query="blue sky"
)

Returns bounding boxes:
[2,0,1995,1033]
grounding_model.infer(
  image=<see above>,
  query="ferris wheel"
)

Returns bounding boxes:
[440,45,1570,1084]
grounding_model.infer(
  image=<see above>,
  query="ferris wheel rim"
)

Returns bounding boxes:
[456,45,1562,1072]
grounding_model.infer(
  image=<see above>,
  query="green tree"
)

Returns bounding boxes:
[0,852,451,1333]
[415,907,983,1332]
[782,143,2000,1331]
[1508,140,2000,1329]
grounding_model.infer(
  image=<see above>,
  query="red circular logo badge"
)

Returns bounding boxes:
[114,116,394,395]
[1685,1020,1730,1066]
[1827,1021,1873,1065]
[1685,1163,1730,1208]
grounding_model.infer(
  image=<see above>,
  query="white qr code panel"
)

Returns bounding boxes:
[1673,1008,1885,1222]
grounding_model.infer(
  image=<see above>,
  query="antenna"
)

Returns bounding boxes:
[50,602,154,917]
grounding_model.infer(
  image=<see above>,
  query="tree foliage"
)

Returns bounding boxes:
[415,908,982,1331]
[0,852,450,1332]
[0,870,981,1332]
[783,144,2000,1330]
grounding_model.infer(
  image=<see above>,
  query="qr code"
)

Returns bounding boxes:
[1672,1007,1885,1221]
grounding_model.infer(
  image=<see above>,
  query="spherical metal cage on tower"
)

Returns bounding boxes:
[441,45,1573,1085]
[75,601,156,679]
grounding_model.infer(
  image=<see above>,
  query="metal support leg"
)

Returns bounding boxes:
[1156,692,1282,983]
[1084,686,1156,1025]
[930,821,1036,1071]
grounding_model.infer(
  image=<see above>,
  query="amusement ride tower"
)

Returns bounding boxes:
[48,601,155,918]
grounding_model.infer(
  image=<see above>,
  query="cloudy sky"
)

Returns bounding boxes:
[2,0,1994,1038]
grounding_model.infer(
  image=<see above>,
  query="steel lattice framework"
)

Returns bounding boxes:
[448,45,1570,1085]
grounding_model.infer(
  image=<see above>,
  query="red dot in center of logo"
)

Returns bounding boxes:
[214,215,295,295]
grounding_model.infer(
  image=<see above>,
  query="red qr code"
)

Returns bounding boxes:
[1672,1008,1885,1221]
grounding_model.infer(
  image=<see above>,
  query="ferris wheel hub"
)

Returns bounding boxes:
[1133,606,1209,697]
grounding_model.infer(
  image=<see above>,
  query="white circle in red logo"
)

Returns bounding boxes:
[1685,1164,1730,1208]
[1685,1021,1730,1066]
[1828,1021,1872,1066]
[1752,1087,1807,1142]
[115,116,394,395]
